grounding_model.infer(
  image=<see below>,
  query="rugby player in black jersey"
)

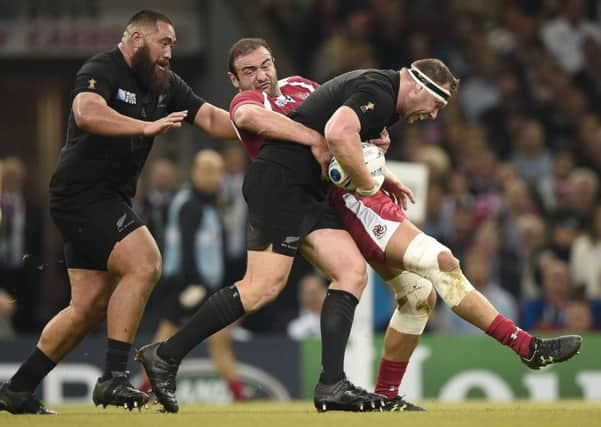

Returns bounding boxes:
[0,10,236,415]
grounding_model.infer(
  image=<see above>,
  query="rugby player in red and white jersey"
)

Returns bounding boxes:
[225,38,583,411]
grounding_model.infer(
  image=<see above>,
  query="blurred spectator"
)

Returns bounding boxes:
[0,157,43,332]
[421,182,449,241]
[135,158,177,252]
[540,0,601,75]
[0,289,16,338]
[369,0,410,69]
[287,273,328,340]
[536,148,575,213]
[515,214,548,299]
[219,143,249,290]
[521,257,572,331]
[563,285,601,332]
[511,119,553,186]
[570,203,601,298]
[292,0,341,73]
[311,6,377,81]
[459,42,502,120]
[438,249,517,335]
[559,167,599,230]
[573,37,601,113]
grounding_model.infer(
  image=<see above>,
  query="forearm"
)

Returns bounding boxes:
[328,133,372,188]
[195,104,237,140]
[75,101,146,136]
[234,105,322,146]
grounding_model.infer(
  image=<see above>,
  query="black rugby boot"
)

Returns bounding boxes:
[314,377,385,412]
[521,335,582,369]
[92,371,149,410]
[0,382,56,415]
[135,342,179,413]
[382,395,425,412]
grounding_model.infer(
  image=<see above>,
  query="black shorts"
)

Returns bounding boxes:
[242,160,343,257]
[50,197,144,270]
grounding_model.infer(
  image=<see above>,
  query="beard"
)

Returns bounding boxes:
[132,44,171,92]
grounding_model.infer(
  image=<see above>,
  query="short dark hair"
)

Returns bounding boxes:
[126,10,173,31]
[412,58,460,97]
[228,38,273,74]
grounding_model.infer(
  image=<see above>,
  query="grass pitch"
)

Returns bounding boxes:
[1,400,599,427]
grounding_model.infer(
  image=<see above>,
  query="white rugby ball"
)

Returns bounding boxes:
[328,142,385,191]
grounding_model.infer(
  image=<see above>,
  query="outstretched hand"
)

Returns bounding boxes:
[143,110,188,137]
[381,168,415,210]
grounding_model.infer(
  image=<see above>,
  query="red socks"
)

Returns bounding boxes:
[228,379,247,401]
[374,358,408,399]
[485,313,532,358]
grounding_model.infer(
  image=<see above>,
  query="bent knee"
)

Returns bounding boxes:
[237,276,287,312]
[437,251,459,272]
[427,288,437,308]
[133,258,162,284]
[71,302,107,327]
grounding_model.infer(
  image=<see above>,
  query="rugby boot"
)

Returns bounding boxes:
[314,377,385,412]
[382,395,425,412]
[135,342,179,413]
[521,335,582,369]
[92,371,149,411]
[0,382,56,415]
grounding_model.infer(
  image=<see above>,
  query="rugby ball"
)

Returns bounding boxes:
[328,142,385,191]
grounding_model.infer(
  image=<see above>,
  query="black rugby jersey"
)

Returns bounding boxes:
[50,48,204,207]
[256,69,400,186]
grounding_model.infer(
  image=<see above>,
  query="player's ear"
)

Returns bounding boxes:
[131,31,145,48]
[228,72,240,89]
[411,81,424,97]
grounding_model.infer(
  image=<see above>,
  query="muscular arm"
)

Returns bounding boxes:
[73,92,147,136]
[233,104,324,147]
[193,103,237,140]
[324,106,373,190]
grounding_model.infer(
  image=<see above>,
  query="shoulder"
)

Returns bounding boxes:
[78,49,120,75]
[280,75,320,89]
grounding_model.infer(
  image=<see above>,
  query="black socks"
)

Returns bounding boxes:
[158,286,245,363]
[100,338,132,380]
[319,289,358,384]
[9,347,56,393]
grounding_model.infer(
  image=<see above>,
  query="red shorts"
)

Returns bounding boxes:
[328,186,406,264]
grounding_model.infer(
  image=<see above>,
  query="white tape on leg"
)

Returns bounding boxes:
[402,233,474,307]
[387,271,433,335]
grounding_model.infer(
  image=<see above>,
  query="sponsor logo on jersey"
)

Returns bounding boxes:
[372,224,387,239]
[158,93,168,108]
[116,88,137,104]
[275,95,295,108]
[116,212,135,233]
[360,102,375,113]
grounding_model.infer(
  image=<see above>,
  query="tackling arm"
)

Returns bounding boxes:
[193,103,238,140]
[232,104,324,147]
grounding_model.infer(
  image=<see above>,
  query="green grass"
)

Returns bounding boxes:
[1,401,600,427]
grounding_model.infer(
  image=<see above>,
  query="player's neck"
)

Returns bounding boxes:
[117,42,134,68]
[396,68,409,113]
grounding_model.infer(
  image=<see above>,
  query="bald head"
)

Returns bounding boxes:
[191,150,224,195]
